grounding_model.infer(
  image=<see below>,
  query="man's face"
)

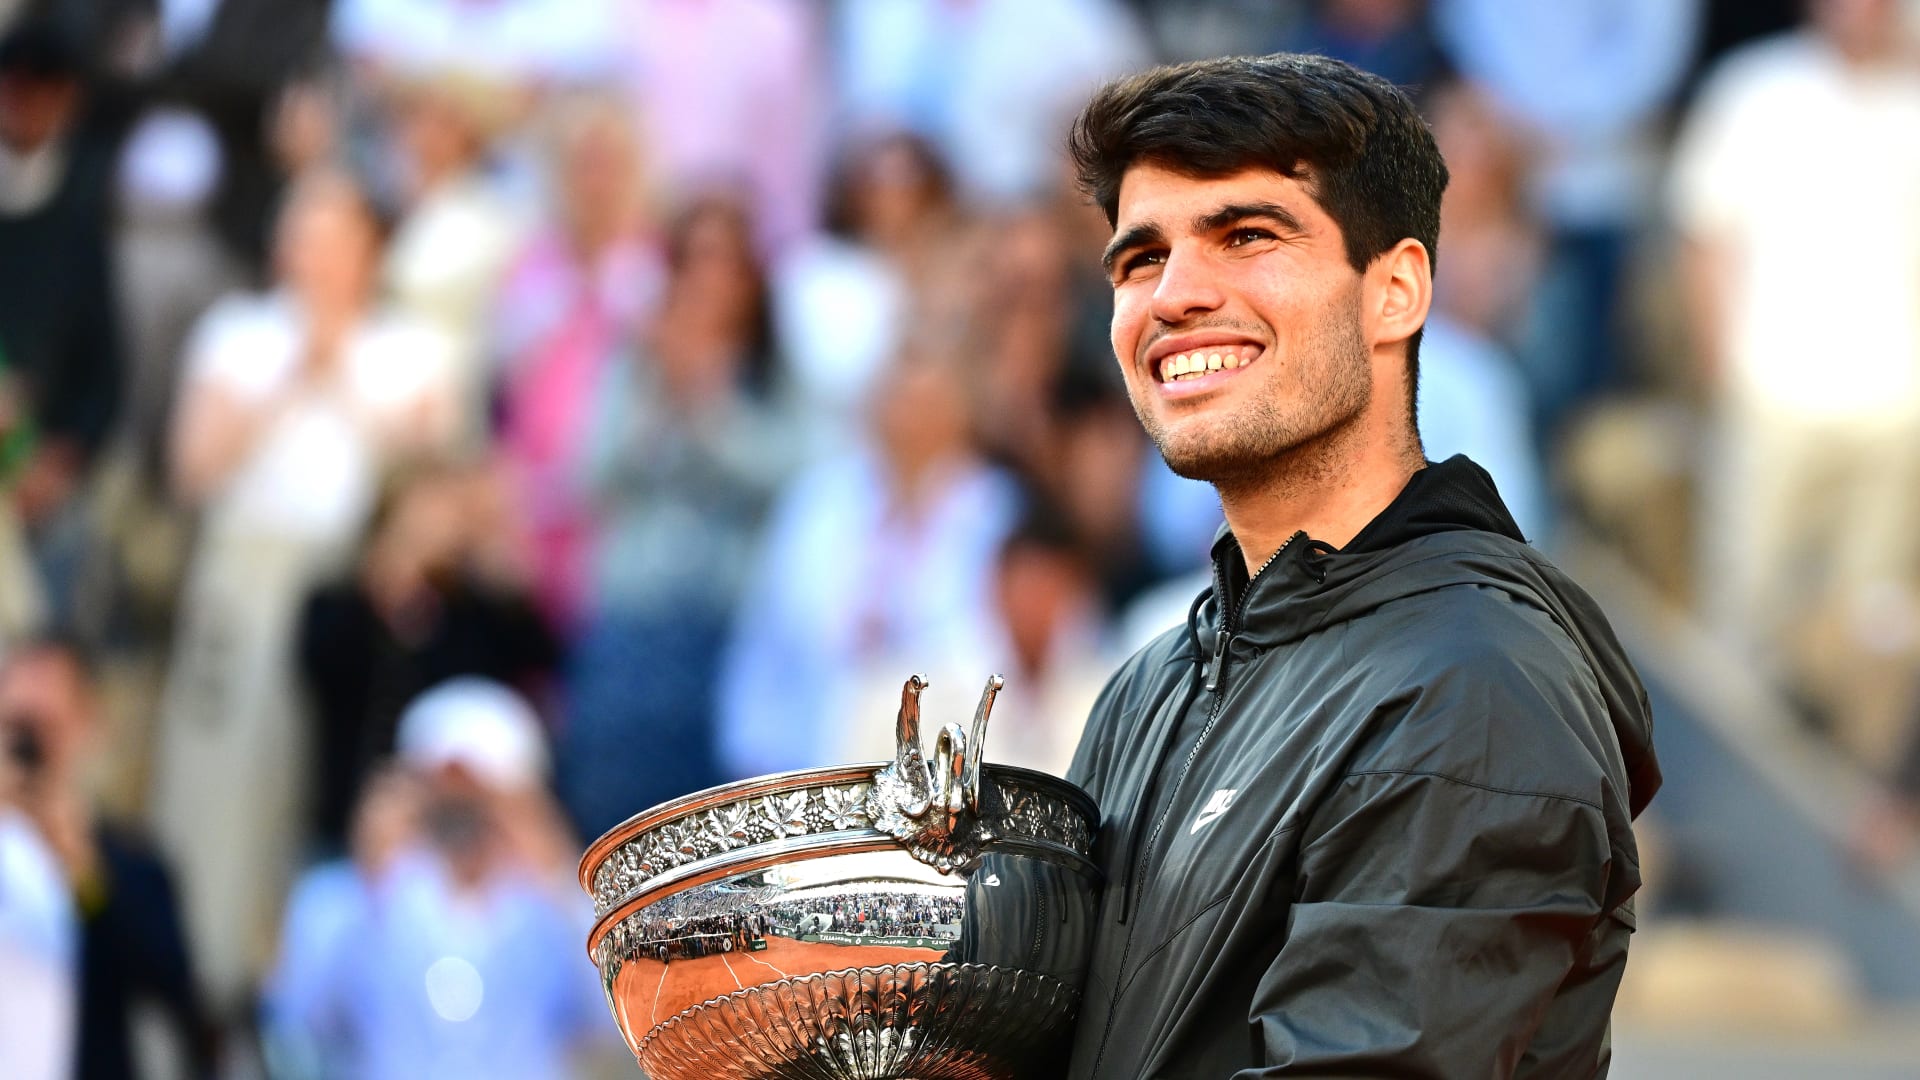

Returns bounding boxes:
[0,650,91,789]
[1103,164,1374,487]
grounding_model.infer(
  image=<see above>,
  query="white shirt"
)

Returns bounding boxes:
[1670,34,1920,422]
[182,293,456,540]
[0,809,76,1080]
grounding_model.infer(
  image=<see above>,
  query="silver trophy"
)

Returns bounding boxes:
[579,675,1101,1079]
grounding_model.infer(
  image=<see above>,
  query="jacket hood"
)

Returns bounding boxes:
[1200,454,1660,817]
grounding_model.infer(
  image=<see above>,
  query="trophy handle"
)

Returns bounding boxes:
[867,671,1009,873]
[892,675,933,817]
[964,675,1003,815]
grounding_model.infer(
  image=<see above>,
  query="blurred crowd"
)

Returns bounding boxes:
[2,0,1920,1076]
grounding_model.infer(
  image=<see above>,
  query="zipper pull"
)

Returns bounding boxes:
[1203,628,1230,693]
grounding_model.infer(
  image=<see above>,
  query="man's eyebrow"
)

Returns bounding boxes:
[1102,221,1166,275]
[1193,200,1306,236]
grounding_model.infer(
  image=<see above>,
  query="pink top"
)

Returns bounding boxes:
[494,228,664,627]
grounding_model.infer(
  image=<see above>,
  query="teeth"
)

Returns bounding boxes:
[1159,347,1257,382]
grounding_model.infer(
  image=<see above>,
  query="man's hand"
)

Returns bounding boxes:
[350,766,426,877]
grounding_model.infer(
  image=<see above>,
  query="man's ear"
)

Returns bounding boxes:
[1368,238,1433,351]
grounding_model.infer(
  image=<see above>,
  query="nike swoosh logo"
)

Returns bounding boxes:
[1189,788,1238,835]
[1189,807,1229,834]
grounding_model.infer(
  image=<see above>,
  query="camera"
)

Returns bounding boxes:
[4,716,45,776]
[422,792,492,857]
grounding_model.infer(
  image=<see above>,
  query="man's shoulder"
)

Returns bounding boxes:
[1322,553,1630,800]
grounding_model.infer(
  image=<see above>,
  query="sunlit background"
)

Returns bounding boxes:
[2,0,1920,1077]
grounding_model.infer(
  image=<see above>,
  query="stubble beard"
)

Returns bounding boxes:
[1131,295,1372,496]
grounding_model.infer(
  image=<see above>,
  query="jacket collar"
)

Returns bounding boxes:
[1203,455,1529,644]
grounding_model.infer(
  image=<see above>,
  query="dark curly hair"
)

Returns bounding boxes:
[1068,53,1448,374]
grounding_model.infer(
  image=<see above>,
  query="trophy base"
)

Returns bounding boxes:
[635,962,1079,1080]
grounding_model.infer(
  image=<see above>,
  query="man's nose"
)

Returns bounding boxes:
[1148,247,1225,325]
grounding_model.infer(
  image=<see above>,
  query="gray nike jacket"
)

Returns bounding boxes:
[1063,456,1660,1079]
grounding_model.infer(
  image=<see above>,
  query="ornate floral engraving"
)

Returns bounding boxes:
[587,675,1095,915]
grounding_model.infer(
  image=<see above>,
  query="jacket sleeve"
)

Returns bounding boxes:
[1236,768,1617,1078]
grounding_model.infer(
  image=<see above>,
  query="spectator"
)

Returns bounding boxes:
[717,347,1019,779]
[558,196,793,839]
[1043,371,1169,613]
[494,91,664,630]
[300,460,557,855]
[1416,78,1549,541]
[167,0,335,275]
[0,17,125,624]
[0,635,217,1080]
[0,737,77,1080]
[613,0,826,254]
[772,132,957,454]
[148,167,457,1013]
[1280,0,1451,89]
[834,0,1150,205]
[331,0,620,89]
[1671,0,1920,755]
[1435,0,1702,433]
[380,68,529,443]
[266,678,604,1079]
[839,506,1115,775]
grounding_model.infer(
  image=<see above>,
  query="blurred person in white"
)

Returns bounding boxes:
[834,0,1150,206]
[614,0,825,254]
[557,194,793,839]
[494,92,664,631]
[0,635,218,1080]
[1671,0,1920,749]
[148,167,457,1015]
[382,69,529,444]
[1435,0,1702,434]
[0,714,77,1080]
[838,505,1117,777]
[266,677,606,1080]
[717,348,1019,780]
[773,132,958,457]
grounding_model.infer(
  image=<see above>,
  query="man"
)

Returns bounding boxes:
[267,677,609,1078]
[1672,0,1920,761]
[0,635,217,1079]
[1061,54,1660,1077]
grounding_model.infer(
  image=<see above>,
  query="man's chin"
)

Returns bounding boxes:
[1154,441,1262,485]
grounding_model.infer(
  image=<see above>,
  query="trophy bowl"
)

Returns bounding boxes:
[579,675,1102,1080]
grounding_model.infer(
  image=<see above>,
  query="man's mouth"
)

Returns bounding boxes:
[1157,344,1262,384]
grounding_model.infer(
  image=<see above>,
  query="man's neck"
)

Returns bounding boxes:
[1217,427,1422,574]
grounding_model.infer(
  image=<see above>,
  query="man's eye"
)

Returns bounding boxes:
[1227,228,1275,246]
[1119,251,1165,277]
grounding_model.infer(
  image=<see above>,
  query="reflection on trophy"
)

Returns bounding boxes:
[578,674,1101,1079]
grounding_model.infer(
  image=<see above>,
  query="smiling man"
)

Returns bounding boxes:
[1060,55,1661,1078]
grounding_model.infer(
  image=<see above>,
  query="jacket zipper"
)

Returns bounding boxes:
[1090,530,1305,1075]
[1130,530,1303,914]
